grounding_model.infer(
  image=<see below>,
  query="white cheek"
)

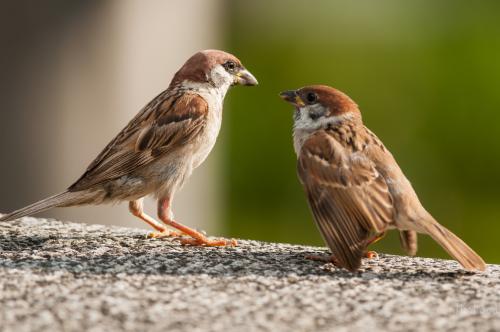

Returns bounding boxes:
[293,106,318,130]
[209,65,234,88]
[293,106,353,131]
[296,108,307,122]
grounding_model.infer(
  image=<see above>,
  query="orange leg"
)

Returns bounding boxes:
[157,197,237,247]
[363,232,386,258]
[368,232,386,246]
[129,199,179,237]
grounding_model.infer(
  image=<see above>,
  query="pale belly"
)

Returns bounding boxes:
[190,107,222,169]
[145,109,222,197]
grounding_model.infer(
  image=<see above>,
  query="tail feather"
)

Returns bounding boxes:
[423,221,486,271]
[399,230,418,256]
[0,191,80,222]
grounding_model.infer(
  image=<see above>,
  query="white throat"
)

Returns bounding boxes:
[292,106,354,156]
[180,64,233,111]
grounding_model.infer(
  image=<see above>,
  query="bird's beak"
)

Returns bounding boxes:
[279,90,305,107]
[235,68,258,86]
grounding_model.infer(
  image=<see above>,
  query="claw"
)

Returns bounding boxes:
[147,230,181,239]
[175,237,238,247]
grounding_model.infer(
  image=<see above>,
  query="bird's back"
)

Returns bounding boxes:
[360,126,431,225]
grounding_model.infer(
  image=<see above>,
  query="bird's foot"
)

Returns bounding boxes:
[174,236,238,247]
[147,229,181,239]
[364,250,378,259]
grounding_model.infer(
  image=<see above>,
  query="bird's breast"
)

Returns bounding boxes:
[163,84,227,172]
[187,87,226,169]
[190,109,222,169]
[293,129,313,157]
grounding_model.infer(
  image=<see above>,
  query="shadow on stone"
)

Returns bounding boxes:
[1,218,498,332]
[0,231,475,281]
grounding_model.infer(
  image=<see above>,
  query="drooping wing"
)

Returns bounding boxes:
[297,130,394,271]
[69,92,207,191]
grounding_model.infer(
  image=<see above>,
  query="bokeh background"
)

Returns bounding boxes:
[1,0,499,263]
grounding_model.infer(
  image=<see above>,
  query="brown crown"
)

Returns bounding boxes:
[298,85,359,116]
[170,50,242,86]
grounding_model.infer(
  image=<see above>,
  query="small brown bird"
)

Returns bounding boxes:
[280,85,486,272]
[1,50,258,246]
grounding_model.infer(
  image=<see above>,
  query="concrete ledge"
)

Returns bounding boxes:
[0,218,499,332]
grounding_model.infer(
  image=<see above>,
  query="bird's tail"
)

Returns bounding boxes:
[421,219,486,271]
[0,191,83,222]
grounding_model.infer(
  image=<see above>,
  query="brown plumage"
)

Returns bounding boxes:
[69,92,208,191]
[1,50,258,247]
[281,85,486,272]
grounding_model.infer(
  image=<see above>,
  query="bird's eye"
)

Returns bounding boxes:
[306,92,317,104]
[224,61,236,72]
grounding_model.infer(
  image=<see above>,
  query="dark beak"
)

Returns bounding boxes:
[279,90,304,107]
[236,68,258,86]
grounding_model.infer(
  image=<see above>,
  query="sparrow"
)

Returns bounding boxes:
[280,85,486,272]
[0,49,258,246]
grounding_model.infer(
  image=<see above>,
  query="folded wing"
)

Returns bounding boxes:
[298,130,394,271]
[69,92,207,191]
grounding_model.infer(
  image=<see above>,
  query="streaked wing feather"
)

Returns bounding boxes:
[298,131,394,271]
[69,92,207,191]
[83,90,174,172]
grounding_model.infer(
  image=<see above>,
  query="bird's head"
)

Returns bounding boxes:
[280,85,360,131]
[171,49,258,90]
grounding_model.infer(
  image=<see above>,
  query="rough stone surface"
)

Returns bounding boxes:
[0,217,499,332]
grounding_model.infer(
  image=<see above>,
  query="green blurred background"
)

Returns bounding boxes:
[222,0,500,263]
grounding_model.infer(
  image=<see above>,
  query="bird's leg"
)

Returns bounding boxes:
[364,232,387,258]
[367,232,386,245]
[157,197,237,247]
[128,199,180,237]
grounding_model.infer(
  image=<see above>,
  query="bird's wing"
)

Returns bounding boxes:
[297,130,394,271]
[69,91,207,191]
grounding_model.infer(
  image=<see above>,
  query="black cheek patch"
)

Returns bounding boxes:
[309,113,320,120]
[309,111,324,120]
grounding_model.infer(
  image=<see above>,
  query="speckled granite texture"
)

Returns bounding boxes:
[0,217,498,332]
